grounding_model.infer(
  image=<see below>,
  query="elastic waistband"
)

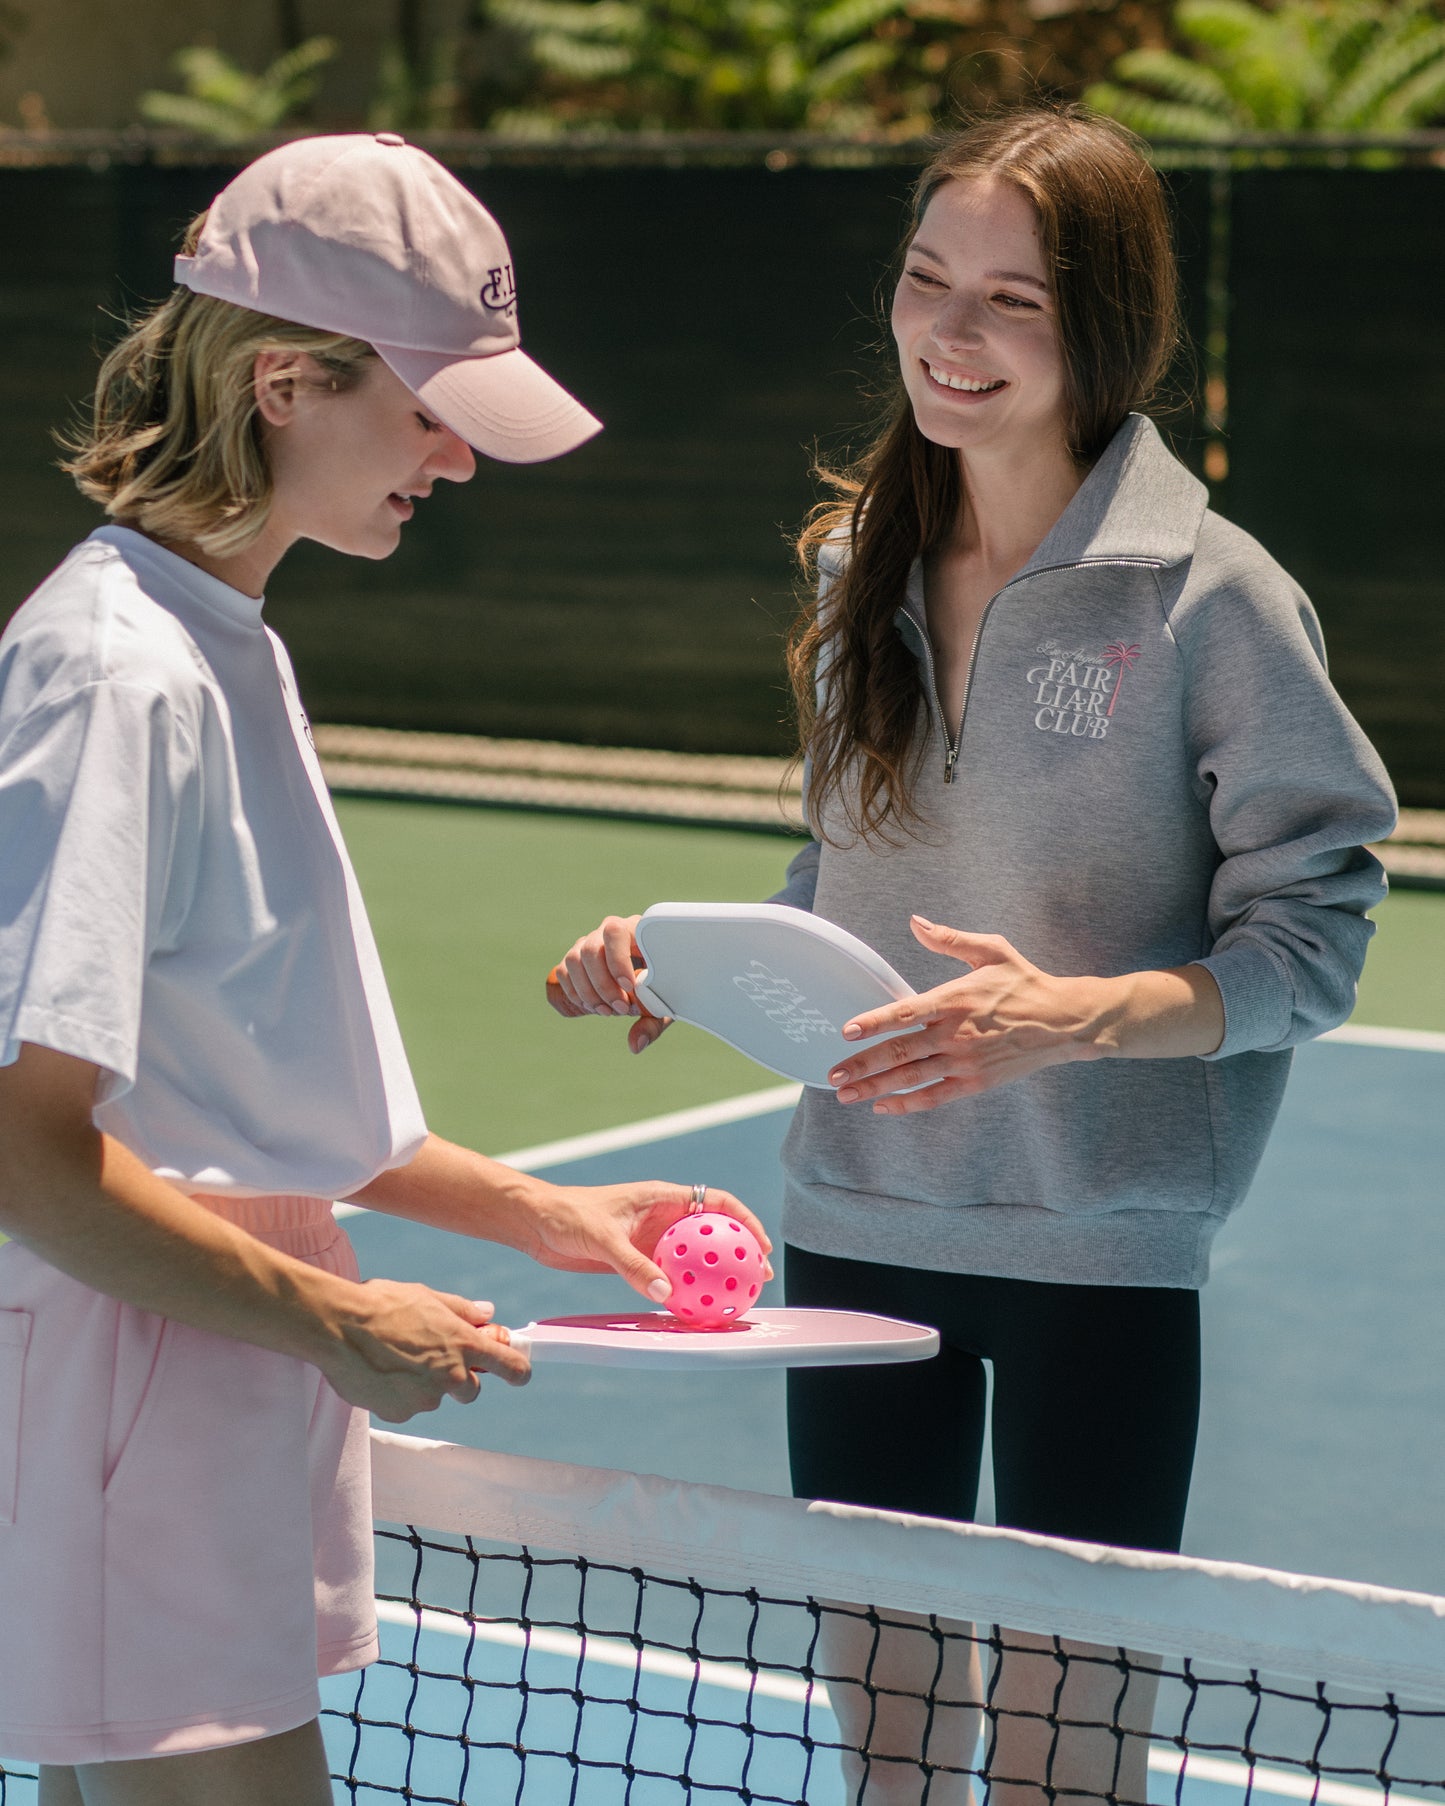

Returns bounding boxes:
[189,1192,342,1259]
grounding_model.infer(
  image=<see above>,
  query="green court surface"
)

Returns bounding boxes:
[336,797,801,1154]
[338,795,1445,1156]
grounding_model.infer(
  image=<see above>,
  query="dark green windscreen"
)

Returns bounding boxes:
[0,152,1436,800]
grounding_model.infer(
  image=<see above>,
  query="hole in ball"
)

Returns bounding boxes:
[700,1295,713,1307]
[704,1251,719,1265]
[699,1225,714,1235]
[683,1271,696,1285]
[725,1277,738,1292]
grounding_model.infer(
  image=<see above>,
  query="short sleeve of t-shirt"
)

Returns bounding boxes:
[0,679,199,1090]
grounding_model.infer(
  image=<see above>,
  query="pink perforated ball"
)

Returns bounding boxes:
[657,1212,768,1329]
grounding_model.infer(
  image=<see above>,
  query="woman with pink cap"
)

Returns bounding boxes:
[0,134,767,1803]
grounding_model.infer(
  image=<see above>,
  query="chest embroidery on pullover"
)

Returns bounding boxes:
[1025,639,1141,739]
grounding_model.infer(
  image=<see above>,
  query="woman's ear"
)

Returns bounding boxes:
[252,349,306,428]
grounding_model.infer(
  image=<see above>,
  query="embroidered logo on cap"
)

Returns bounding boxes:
[480,262,517,314]
[1025,640,1141,740]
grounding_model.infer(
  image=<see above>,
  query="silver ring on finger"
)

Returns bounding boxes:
[688,1182,708,1215]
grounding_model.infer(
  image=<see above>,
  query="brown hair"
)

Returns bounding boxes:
[787,107,1180,845]
[61,213,378,558]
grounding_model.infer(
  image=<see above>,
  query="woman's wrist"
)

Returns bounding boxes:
[348,1134,550,1241]
[1079,965,1225,1061]
[267,1259,368,1368]
[469,1163,557,1255]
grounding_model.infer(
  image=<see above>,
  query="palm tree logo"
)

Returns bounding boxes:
[1103,643,1141,718]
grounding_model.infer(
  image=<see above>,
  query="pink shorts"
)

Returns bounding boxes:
[0,1194,376,1765]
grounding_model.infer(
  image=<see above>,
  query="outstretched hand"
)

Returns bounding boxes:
[825,916,1111,1113]
[511,1180,774,1305]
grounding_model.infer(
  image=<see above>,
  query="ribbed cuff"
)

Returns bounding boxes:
[1195,944,1293,1059]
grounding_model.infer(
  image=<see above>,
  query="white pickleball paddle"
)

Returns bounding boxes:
[629,902,920,1089]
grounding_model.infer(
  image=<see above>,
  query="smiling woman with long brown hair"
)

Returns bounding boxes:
[552,105,1395,1804]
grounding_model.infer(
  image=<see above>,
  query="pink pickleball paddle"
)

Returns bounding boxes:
[507,1309,939,1371]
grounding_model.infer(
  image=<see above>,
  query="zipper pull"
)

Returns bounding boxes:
[943,741,958,785]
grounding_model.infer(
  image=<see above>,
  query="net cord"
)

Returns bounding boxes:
[371,1430,1445,1708]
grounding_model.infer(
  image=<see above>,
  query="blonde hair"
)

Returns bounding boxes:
[61,213,378,557]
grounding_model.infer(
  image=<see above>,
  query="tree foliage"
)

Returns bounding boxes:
[480,0,945,133]
[1085,0,1445,135]
[139,36,338,143]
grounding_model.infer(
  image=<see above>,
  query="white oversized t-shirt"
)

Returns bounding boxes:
[0,526,427,1196]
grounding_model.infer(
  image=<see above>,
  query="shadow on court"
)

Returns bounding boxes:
[348,1037,1445,1597]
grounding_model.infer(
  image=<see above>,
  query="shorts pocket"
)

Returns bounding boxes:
[103,1317,173,1498]
[0,1308,32,1527]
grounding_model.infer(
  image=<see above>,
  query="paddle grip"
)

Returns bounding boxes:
[545,963,660,1020]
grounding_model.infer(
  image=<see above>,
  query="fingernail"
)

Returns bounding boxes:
[473,1299,493,1313]
[647,1276,671,1302]
[842,1024,862,1040]
[836,1086,859,1104]
[829,1067,848,1084]
[912,914,935,927]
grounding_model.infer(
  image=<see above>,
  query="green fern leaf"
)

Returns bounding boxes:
[1174,0,1272,57]
[1111,47,1238,113]
[806,39,895,98]
[1370,38,1445,123]
[1320,17,1445,126]
[1083,81,1239,138]
[137,91,255,142]
[530,31,636,76]
[485,106,572,136]
[1221,9,1327,128]
[807,0,909,50]
[1314,0,1392,76]
[264,34,338,95]
[487,0,640,37]
[168,46,257,110]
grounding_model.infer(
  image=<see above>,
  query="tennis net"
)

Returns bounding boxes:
[315,1430,1445,1806]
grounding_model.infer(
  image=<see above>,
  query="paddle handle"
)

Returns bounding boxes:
[545,964,661,1020]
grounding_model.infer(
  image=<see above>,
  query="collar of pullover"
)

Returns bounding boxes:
[896,412,1209,633]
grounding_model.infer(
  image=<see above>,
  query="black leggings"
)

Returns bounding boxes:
[785,1244,1201,1554]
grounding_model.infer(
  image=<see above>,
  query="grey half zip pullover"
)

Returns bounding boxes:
[772,414,1396,1288]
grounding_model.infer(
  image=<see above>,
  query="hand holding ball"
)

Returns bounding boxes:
[657,1213,768,1328]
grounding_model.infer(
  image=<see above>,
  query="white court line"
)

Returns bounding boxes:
[490,1082,802,1170]
[1322,1024,1445,1054]
[376,1597,816,1703]
[373,1603,1433,1806]
[1146,1748,1434,1806]
[333,1028,1445,1221]
[334,1083,801,1218]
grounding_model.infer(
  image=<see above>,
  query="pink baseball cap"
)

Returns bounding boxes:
[174,132,602,463]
